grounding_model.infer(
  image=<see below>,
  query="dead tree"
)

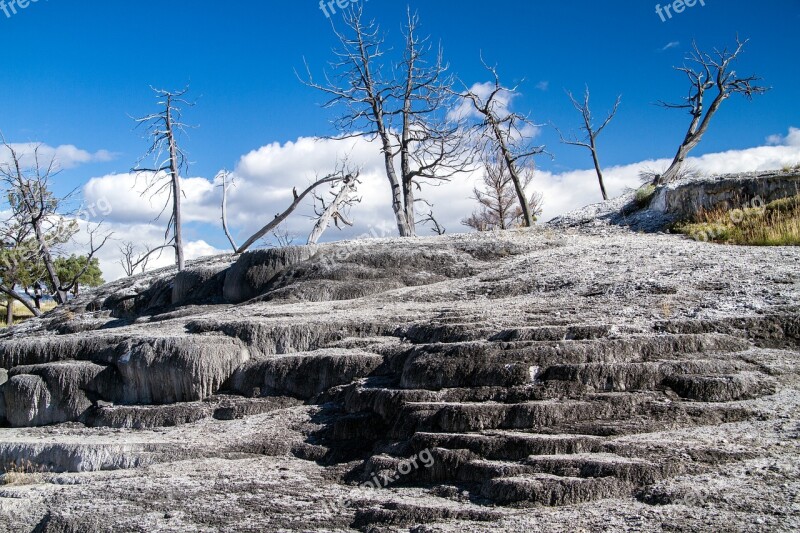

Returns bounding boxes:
[463,153,543,231]
[0,136,108,305]
[269,224,296,248]
[133,86,194,271]
[307,173,361,245]
[556,87,621,201]
[232,171,349,253]
[418,210,446,235]
[302,6,471,237]
[657,38,768,185]
[462,62,545,227]
[118,241,154,277]
[217,170,239,252]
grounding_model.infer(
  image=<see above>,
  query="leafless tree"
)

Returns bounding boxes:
[307,173,361,245]
[230,170,351,254]
[269,224,296,248]
[556,86,621,201]
[462,153,543,231]
[418,210,446,235]
[301,6,471,237]
[657,38,768,185]
[0,136,109,305]
[132,86,194,271]
[118,241,154,277]
[217,170,239,252]
[462,61,546,227]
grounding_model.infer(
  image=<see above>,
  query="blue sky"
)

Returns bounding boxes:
[2,0,799,278]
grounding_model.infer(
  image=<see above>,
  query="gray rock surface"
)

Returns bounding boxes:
[0,225,798,531]
[550,170,800,232]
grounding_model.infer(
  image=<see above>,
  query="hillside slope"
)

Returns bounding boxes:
[0,226,798,532]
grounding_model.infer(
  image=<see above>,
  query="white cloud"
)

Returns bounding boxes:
[82,172,217,225]
[73,127,800,281]
[63,220,226,282]
[766,127,800,147]
[659,41,681,52]
[535,81,550,91]
[0,142,115,171]
[448,81,517,122]
[537,127,800,221]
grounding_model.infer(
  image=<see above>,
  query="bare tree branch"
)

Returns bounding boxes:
[301,6,472,237]
[554,86,621,201]
[217,170,239,252]
[132,86,195,270]
[236,172,348,254]
[307,171,361,245]
[657,38,768,184]
[459,60,546,226]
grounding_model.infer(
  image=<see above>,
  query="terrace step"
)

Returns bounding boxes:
[398,334,751,390]
[481,473,631,506]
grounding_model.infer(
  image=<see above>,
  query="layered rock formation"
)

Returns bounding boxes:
[0,226,798,532]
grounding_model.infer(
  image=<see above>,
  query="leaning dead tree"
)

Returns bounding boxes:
[133,86,194,271]
[462,62,545,227]
[463,152,543,232]
[223,170,352,254]
[657,38,768,185]
[0,136,109,305]
[556,86,621,201]
[302,6,471,237]
[307,173,361,245]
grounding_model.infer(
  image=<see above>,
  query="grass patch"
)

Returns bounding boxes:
[1,460,50,486]
[0,300,57,329]
[675,194,800,246]
[635,184,657,208]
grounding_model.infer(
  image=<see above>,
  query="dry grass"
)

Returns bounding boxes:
[676,195,800,246]
[0,300,57,328]
[1,460,50,486]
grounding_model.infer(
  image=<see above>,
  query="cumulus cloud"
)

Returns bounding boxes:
[448,81,518,122]
[536,127,800,220]
[74,127,800,281]
[0,142,115,170]
[766,127,800,147]
[83,172,217,225]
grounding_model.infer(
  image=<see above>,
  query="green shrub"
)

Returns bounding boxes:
[635,185,656,208]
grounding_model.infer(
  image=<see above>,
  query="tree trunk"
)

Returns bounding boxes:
[589,145,609,201]
[237,175,343,253]
[660,92,726,185]
[400,62,416,237]
[402,179,416,236]
[660,142,694,184]
[307,180,357,245]
[491,122,533,227]
[0,287,41,318]
[165,99,185,271]
[32,220,66,304]
[380,138,411,237]
[5,299,12,327]
[508,167,534,227]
